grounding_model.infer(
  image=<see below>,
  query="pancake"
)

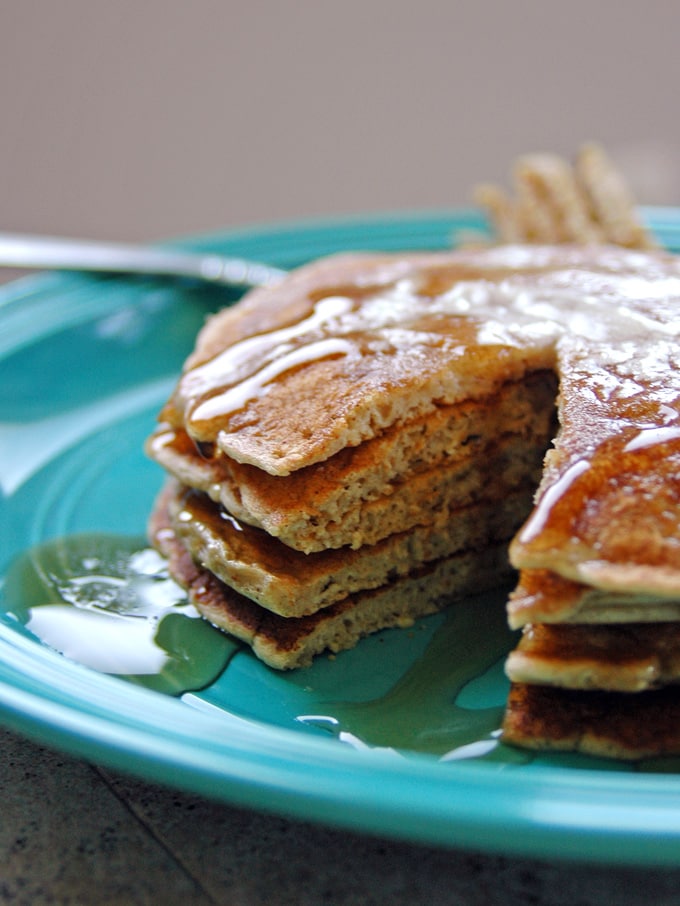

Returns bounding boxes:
[149,485,512,669]
[146,147,680,758]
[503,683,680,761]
[507,569,680,627]
[157,248,572,477]
[159,243,680,489]
[162,480,532,617]
[505,622,680,693]
[508,338,680,595]
[148,371,557,552]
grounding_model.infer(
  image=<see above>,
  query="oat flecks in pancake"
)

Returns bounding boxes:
[148,380,556,552]
[149,371,557,549]
[151,420,550,554]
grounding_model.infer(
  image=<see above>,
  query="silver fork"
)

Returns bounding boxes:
[0,232,287,289]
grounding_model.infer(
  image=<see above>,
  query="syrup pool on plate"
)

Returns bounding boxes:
[0,533,239,695]
[2,532,528,761]
[296,588,528,762]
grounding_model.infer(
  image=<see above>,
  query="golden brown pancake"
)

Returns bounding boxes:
[149,486,512,669]
[157,248,587,477]
[163,480,531,618]
[151,241,680,589]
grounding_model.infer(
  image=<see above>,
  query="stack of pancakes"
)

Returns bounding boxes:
[502,369,680,759]
[476,147,680,759]
[146,237,680,760]
[147,249,559,669]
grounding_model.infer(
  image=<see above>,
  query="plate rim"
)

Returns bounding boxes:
[1,620,680,866]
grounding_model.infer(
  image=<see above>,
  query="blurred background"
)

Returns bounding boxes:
[1,1,678,243]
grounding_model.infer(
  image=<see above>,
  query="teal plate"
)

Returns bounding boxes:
[2,208,680,866]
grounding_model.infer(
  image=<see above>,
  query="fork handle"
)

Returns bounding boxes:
[0,232,286,288]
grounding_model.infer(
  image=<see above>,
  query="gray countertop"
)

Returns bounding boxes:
[2,726,679,905]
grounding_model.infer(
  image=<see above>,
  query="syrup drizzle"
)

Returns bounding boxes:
[180,295,356,435]
[6,535,680,768]
[190,337,354,426]
[512,418,680,587]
